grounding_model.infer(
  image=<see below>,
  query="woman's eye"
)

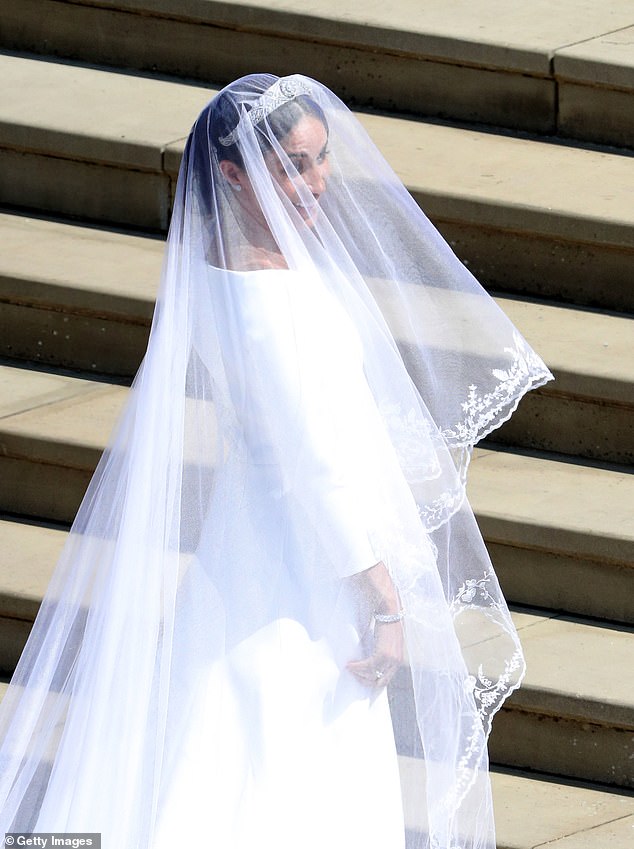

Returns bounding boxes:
[317,149,329,164]
[285,157,305,175]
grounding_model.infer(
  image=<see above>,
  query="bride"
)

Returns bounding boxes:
[0,74,552,849]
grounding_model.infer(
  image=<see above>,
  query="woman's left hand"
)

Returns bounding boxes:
[346,619,404,689]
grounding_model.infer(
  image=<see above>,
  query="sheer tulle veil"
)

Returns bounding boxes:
[0,74,552,848]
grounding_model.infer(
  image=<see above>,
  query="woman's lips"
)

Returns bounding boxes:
[294,199,320,218]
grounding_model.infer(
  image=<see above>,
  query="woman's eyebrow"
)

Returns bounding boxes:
[287,146,327,163]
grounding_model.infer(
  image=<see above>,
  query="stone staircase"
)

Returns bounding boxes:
[1,2,633,847]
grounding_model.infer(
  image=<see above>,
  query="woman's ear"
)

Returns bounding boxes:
[219,160,246,191]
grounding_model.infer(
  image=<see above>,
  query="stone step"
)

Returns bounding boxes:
[0,213,159,376]
[489,608,634,788]
[469,448,634,625]
[2,55,634,310]
[0,518,67,678]
[1,516,632,787]
[0,365,632,624]
[2,0,634,148]
[0,676,630,848]
[0,364,124,523]
[407,761,634,849]
[1,213,632,464]
[392,608,634,789]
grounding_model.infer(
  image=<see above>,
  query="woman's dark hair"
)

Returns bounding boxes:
[184,78,328,221]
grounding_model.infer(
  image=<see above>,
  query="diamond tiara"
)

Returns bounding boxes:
[218,76,313,147]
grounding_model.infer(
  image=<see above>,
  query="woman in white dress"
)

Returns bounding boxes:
[0,75,552,849]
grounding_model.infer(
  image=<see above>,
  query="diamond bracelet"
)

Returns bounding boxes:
[374,610,405,624]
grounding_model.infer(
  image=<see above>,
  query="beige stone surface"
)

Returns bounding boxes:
[491,703,633,787]
[0,53,213,167]
[510,609,634,727]
[1,384,124,457]
[3,215,632,406]
[0,519,65,618]
[400,755,634,848]
[1,456,91,524]
[2,0,557,134]
[492,769,634,849]
[0,364,125,465]
[493,543,634,624]
[469,449,634,564]
[558,81,634,149]
[3,54,633,246]
[0,213,161,317]
[1,300,150,376]
[494,386,633,468]
[438,219,634,313]
[546,814,634,849]
[496,298,634,404]
[76,0,634,74]
[0,148,172,230]
[4,1,632,148]
[393,282,634,404]
[169,111,634,247]
[163,138,187,177]
[556,25,634,87]
[1,366,632,558]
[0,364,91,420]
[359,113,634,248]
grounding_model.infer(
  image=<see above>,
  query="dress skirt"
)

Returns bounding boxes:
[152,456,406,849]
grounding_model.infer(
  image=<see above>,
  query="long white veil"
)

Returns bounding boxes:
[0,74,552,848]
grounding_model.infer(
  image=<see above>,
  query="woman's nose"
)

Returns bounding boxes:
[305,162,327,196]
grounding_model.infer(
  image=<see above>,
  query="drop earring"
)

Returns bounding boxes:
[231,183,242,192]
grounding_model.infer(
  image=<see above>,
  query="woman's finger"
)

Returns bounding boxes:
[347,656,397,687]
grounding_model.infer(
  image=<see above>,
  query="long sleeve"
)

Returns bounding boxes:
[218,268,386,578]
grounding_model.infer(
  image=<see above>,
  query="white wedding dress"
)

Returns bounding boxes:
[153,268,407,849]
[0,74,551,848]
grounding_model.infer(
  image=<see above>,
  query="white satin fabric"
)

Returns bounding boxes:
[157,268,408,849]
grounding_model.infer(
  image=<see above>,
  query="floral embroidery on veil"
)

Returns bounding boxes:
[443,331,548,446]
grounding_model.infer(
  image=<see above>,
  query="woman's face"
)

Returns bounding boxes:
[264,114,330,226]
[222,113,330,229]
